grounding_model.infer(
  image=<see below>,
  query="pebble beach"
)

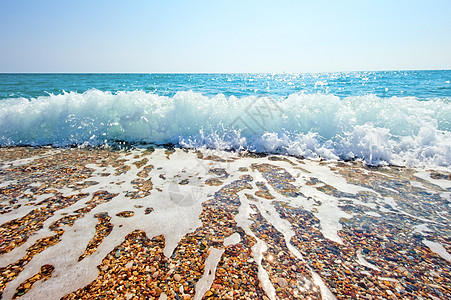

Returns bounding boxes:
[0,146,449,299]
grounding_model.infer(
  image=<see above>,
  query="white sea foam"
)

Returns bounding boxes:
[0,90,449,167]
[423,240,451,262]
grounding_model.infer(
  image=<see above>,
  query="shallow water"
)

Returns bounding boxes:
[0,147,449,299]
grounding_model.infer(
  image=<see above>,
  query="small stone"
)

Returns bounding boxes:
[174,274,182,282]
[24,283,31,289]
[277,277,288,288]
[205,291,213,296]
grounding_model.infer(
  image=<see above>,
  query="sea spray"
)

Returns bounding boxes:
[0,90,449,167]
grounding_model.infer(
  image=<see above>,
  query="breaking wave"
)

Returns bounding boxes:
[0,90,450,167]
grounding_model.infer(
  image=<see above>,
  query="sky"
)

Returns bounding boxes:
[0,0,450,73]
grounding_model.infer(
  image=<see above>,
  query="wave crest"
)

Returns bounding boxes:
[1,90,450,167]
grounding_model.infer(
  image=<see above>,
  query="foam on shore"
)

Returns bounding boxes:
[0,90,449,167]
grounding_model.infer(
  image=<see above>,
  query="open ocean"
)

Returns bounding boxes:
[0,71,450,167]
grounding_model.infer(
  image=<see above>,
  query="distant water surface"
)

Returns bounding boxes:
[0,71,450,99]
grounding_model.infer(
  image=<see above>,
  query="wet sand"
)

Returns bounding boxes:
[0,147,450,299]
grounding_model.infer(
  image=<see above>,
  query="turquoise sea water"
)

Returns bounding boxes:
[1,71,450,99]
[0,71,450,167]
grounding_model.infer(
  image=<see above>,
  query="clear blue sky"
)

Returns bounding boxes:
[1,0,450,73]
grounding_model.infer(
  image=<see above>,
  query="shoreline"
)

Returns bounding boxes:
[0,146,450,299]
[1,144,448,170]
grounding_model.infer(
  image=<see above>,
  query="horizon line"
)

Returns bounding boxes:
[1,68,451,75]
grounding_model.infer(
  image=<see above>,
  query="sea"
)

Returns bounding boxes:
[0,71,450,167]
